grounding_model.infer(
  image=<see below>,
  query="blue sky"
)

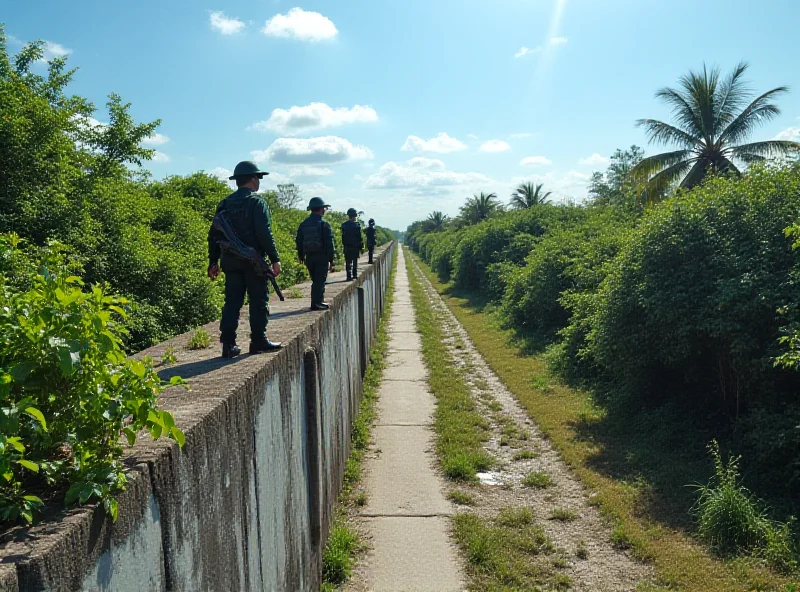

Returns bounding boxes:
[4,0,800,229]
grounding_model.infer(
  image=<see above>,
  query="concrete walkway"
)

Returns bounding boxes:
[354,248,464,592]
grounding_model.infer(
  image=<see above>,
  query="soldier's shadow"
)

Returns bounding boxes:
[158,356,245,381]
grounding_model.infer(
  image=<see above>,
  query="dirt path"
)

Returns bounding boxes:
[408,252,652,592]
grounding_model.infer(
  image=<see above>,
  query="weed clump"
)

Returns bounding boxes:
[187,327,211,350]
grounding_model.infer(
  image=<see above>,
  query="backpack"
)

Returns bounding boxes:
[302,220,325,254]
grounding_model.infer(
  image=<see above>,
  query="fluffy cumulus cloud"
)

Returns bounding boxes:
[775,127,800,142]
[151,151,170,163]
[208,167,233,181]
[401,132,467,154]
[42,41,72,61]
[364,158,491,190]
[520,156,552,166]
[250,103,377,136]
[287,165,334,177]
[579,153,610,166]
[142,133,170,146]
[480,140,511,153]
[210,11,245,35]
[262,8,338,42]
[252,136,373,165]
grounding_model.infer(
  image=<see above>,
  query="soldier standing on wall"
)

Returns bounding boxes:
[341,208,364,281]
[366,218,377,264]
[207,161,282,358]
[296,197,336,311]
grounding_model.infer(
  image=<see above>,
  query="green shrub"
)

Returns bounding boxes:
[187,327,211,350]
[0,237,184,524]
[322,524,358,584]
[522,471,554,488]
[692,441,797,572]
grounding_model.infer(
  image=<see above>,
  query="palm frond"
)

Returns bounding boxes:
[678,64,720,142]
[629,150,692,183]
[654,87,703,137]
[679,160,712,190]
[730,140,800,159]
[714,61,751,132]
[719,87,789,145]
[635,119,699,148]
[639,158,695,204]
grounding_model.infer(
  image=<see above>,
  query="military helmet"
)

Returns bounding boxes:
[347,208,358,217]
[368,218,375,226]
[307,197,331,211]
[228,160,269,180]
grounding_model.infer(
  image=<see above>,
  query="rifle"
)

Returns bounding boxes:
[212,212,285,301]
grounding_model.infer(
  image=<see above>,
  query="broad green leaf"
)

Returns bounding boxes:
[170,426,186,448]
[24,407,47,431]
[7,437,25,453]
[17,459,39,472]
[161,411,175,429]
[104,498,119,522]
[57,348,75,376]
[10,361,35,382]
[122,427,137,446]
[149,423,163,439]
[3,471,13,482]
[23,495,43,505]
[130,361,146,378]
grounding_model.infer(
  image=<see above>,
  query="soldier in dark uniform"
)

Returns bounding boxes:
[341,208,364,281]
[366,218,377,264]
[207,161,282,358]
[296,197,336,310]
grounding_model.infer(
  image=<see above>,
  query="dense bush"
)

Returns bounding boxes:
[0,236,184,523]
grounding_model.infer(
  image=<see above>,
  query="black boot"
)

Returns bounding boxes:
[311,302,330,311]
[249,340,282,354]
[222,343,241,359]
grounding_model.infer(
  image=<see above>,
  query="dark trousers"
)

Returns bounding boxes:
[220,270,268,345]
[305,253,329,306]
[344,246,359,279]
[368,244,375,263]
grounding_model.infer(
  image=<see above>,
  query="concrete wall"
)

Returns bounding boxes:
[0,244,396,592]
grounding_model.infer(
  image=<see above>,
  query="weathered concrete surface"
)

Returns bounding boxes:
[354,247,464,592]
[360,518,464,592]
[0,244,395,592]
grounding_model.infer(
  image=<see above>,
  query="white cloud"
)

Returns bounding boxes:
[40,41,71,62]
[208,167,233,181]
[520,156,552,166]
[152,151,170,163]
[514,46,541,58]
[774,127,800,142]
[251,103,377,135]
[365,158,491,190]
[550,37,568,45]
[253,136,373,165]
[480,140,511,153]
[142,133,170,146]
[579,153,610,167]
[467,133,479,141]
[287,166,334,177]
[210,11,245,35]
[262,8,338,42]
[401,132,467,154]
[510,133,533,139]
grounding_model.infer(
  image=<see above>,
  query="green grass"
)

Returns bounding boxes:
[522,471,554,489]
[550,508,579,522]
[496,507,534,528]
[405,251,493,483]
[513,450,537,461]
[410,250,800,592]
[160,345,177,365]
[187,327,211,350]
[453,512,568,591]
[448,490,477,506]
[321,251,396,590]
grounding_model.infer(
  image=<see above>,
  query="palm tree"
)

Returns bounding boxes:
[459,192,502,225]
[424,211,448,232]
[630,62,800,202]
[510,182,552,209]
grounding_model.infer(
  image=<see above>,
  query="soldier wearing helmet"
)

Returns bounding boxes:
[296,197,336,310]
[365,218,377,264]
[341,208,364,281]
[207,161,282,358]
